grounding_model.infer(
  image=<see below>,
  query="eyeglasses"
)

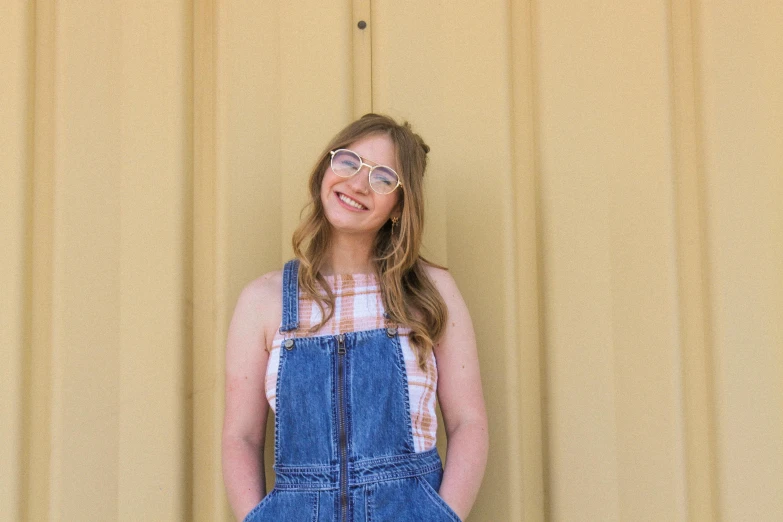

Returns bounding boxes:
[329,149,403,195]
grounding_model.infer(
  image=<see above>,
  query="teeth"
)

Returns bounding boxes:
[338,193,366,210]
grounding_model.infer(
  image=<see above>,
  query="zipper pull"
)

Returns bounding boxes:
[337,333,346,355]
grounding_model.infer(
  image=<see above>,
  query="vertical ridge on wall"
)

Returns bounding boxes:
[48,3,125,518]
[184,0,197,504]
[0,2,31,520]
[527,0,555,518]
[193,0,218,520]
[183,1,197,515]
[352,0,372,116]
[507,0,546,520]
[24,1,56,518]
[668,0,720,520]
[113,4,192,519]
[536,3,620,517]
[697,2,783,519]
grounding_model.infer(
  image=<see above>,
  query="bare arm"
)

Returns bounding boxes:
[222,272,281,521]
[427,267,489,521]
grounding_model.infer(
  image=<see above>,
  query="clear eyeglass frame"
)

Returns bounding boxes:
[329,149,403,195]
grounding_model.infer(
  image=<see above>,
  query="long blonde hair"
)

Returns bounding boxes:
[292,113,447,369]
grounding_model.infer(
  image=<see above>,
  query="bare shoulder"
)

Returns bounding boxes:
[423,264,463,306]
[422,263,475,353]
[242,270,283,301]
[233,270,283,349]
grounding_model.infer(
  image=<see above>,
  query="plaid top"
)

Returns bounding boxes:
[265,272,438,453]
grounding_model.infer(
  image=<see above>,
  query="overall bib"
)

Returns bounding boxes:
[244,260,462,522]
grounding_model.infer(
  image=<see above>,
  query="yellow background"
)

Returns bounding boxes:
[2,1,782,521]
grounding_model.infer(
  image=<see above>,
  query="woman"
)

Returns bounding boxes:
[222,114,488,522]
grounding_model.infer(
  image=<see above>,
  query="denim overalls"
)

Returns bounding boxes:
[244,260,462,522]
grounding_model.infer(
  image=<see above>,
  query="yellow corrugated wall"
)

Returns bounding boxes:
[1,1,781,521]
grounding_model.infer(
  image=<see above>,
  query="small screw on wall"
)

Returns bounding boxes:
[357,20,367,30]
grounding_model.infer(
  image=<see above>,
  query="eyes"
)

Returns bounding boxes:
[339,158,360,169]
[374,174,395,186]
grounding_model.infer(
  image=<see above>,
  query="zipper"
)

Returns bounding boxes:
[336,333,348,521]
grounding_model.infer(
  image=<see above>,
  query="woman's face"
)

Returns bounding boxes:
[320,133,401,239]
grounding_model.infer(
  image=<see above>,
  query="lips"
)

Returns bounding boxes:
[336,191,367,211]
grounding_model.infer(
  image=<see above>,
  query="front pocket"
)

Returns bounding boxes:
[242,489,278,522]
[417,477,463,522]
[242,489,319,522]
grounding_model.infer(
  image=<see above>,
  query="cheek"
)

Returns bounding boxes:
[383,192,401,216]
[320,173,334,204]
[320,181,328,204]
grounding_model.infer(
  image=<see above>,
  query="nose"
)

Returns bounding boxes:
[347,165,370,194]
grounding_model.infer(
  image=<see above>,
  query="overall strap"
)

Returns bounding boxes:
[279,259,300,332]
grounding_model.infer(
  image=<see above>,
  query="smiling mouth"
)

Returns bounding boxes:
[337,192,367,210]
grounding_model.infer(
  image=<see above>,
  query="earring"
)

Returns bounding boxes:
[391,216,399,234]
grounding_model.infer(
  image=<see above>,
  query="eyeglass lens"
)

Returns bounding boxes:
[331,149,399,194]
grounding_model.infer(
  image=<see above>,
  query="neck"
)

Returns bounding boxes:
[323,231,375,275]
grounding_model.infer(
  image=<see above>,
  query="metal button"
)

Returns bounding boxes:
[284,339,294,350]
[386,327,397,337]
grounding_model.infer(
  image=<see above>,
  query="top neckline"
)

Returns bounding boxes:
[320,272,378,283]
[311,272,381,296]
[320,271,377,279]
